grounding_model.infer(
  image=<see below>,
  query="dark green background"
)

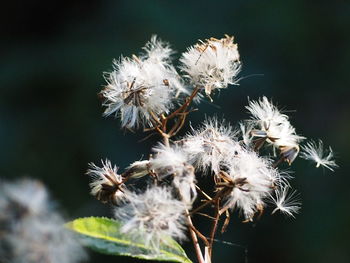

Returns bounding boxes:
[1,0,349,262]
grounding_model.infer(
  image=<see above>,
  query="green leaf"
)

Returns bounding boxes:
[66,217,192,263]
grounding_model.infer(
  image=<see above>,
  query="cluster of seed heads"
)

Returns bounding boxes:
[88,35,337,254]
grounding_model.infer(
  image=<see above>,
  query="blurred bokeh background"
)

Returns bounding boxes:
[1,0,349,262]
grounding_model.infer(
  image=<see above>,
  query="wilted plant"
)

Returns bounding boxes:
[67,35,337,263]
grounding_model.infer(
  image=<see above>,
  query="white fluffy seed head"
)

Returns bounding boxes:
[300,140,338,171]
[86,159,127,204]
[114,186,187,251]
[150,144,197,205]
[180,35,241,97]
[0,179,87,263]
[181,118,241,174]
[224,150,278,220]
[141,36,189,97]
[246,96,304,150]
[101,36,187,129]
[150,143,189,177]
[141,35,174,64]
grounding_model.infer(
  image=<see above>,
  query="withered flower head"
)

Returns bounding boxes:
[222,150,279,220]
[246,96,304,163]
[180,35,241,97]
[101,36,187,129]
[181,118,240,173]
[86,159,127,204]
[150,143,197,205]
[280,145,300,165]
[114,186,188,251]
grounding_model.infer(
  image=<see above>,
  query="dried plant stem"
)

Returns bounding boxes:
[208,198,220,257]
[190,224,210,247]
[154,126,170,146]
[151,87,228,263]
[196,212,217,220]
[195,185,212,201]
[167,87,200,120]
[186,210,206,263]
[219,205,231,216]
[168,111,190,137]
[191,199,214,215]
[149,110,163,126]
[149,87,200,145]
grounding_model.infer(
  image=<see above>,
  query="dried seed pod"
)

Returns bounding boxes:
[86,160,127,204]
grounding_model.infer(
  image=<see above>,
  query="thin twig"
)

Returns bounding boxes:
[167,87,200,120]
[138,132,156,143]
[191,199,215,215]
[196,212,217,220]
[169,112,191,137]
[149,110,163,126]
[208,198,220,257]
[195,185,212,200]
[190,224,210,247]
[154,126,170,146]
[161,114,168,131]
[219,205,230,216]
[168,114,186,136]
[186,209,205,263]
